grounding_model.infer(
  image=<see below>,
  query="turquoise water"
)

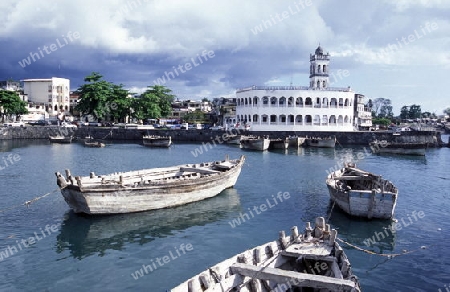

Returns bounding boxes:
[0,137,449,291]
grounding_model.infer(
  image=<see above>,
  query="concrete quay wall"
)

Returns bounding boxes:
[0,126,443,146]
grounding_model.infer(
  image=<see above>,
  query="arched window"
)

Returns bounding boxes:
[338,115,344,125]
[323,65,327,73]
[344,98,349,107]
[305,97,312,107]
[253,114,259,122]
[318,65,321,73]
[305,115,312,124]
[280,115,286,123]
[314,115,320,125]
[296,115,303,124]
[330,98,337,108]
[262,115,268,123]
[329,115,336,124]
[288,97,294,107]
[270,97,277,106]
[322,97,328,107]
[279,97,286,106]
[323,80,326,88]
[253,96,258,106]
[270,115,277,123]
[322,115,328,125]
[317,81,320,88]
[263,96,269,106]
[288,115,294,124]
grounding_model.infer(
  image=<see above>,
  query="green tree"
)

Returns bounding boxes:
[75,72,130,122]
[443,107,450,117]
[182,110,206,123]
[132,85,175,120]
[408,104,421,119]
[400,106,409,120]
[0,90,28,122]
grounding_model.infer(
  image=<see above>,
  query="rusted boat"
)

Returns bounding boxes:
[55,155,245,214]
[326,163,398,219]
[171,217,361,292]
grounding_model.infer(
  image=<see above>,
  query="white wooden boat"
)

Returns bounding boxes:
[142,135,172,147]
[240,136,270,151]
[172,217,361,292]
[288,136,306,147]
[326,164,398,219]
[369,140,426,156]
[306,136,336,148]
[55,155,245,214]
[49,135,72,143]
[269,138,289,149]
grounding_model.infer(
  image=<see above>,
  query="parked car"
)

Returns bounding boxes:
[3,121,25,127]
[210,125,224,130]
[27,120,48,126]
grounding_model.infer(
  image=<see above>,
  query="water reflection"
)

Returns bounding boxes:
[55,188,241,259]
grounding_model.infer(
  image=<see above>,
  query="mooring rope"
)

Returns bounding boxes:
[0,188,61,213]
[335,237,426,258]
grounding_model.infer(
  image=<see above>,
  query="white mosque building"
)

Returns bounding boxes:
[235,46,371,131]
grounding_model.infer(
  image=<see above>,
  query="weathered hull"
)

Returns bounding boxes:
[269,139,289,149]
[326,167,398,219]
[288,136,306,147]
[225,135,244,145]
[306,138,335,148]
[240,138,270,151]
[370,141,426,156]
[58,156,245,214]
[84,141,105,148]
[142,136,172,147]
[172,217,361,292]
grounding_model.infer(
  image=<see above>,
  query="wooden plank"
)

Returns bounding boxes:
[180,167,221,174]
[333,176,374,181]
[230,263,357,290]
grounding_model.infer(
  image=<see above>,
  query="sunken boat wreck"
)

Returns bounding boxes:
[55,155,245,215]
[171,217,361,292]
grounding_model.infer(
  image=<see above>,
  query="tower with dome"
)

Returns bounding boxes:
[234,45,372,132]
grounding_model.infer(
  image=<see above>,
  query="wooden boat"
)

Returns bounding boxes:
[240,136,270,151]
[288,136,306,147]
[142,135,172,147]
[326,163,398,219]
[84,140,105,148]
[226,135,245,145]
[369,140,426,156]
[171,217,361,292]
[49,135,72,143]
[306,136,336,148]
[269,138,289,149]
[55,155,245,214]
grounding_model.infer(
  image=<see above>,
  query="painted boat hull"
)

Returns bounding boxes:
[56,156,245,214]
[172,217,361,292]
[326,166,398,219]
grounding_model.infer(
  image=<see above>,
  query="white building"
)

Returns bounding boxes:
[22,77,70,118]
[236,46,368,132]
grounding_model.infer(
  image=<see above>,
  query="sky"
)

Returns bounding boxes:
[0,0,449,115]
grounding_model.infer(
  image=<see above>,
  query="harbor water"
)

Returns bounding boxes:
[0,137,449,291]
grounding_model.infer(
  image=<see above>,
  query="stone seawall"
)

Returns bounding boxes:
[0,126,443,146]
